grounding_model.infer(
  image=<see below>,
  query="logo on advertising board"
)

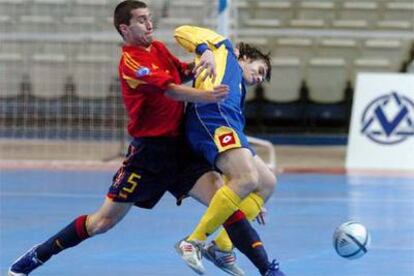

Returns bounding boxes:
[361,91,414,145]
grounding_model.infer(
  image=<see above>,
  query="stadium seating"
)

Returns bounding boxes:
[352,58,394,85]
[304,58,350,128]
[376,20,413,31]
[274,38,315,64]
[25,52,68,125]
[72,0,111,18]
[0,52,26,127]
[62,16,97,33]
[0,14,12,33]
[72,54,114,99]
[157,17,196,31]
[331,19,369,30]
[297,1,336,22]
[361,39,405,70]
[0,53,24,97]
[306,58,348,104]
[168,1,207,20]
[265,57,303,103]
[18,15,56,33]
[289,19,325,29]
[245,57,306,129]
[339,2,379,26]
[242,19,281,29]
[30,53,68,99]
[85,36,122,57]
[0,0,25,17]
[383,2,414,21]
[2,0,413,136]
[254,1,295,22]
[30,0,68,18]
[316,38,359,70]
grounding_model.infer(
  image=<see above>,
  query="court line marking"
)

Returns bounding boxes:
[1,160,414,178]
[1,192,102,199]
[2,192,414,203]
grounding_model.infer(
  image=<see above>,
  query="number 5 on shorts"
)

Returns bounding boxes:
[122,173,140,194]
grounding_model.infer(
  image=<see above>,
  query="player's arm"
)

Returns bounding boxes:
[120,52,228,103]
[174,25,225,53]
[174,25,225,81]
[165,83,228,103]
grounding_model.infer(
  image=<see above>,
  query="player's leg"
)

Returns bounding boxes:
[84,197,133,235]
[183,149,266,274]
[187,170,223,206]
[252,155,277,201]
[214,155,276,251]
[183,171,244,276]
[171,144,244,275]
[187,150,283,275]
[182,113,283,274]
[188,148,259,242]
[8,198,133,276]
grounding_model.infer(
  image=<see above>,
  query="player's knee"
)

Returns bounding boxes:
[236,170,260,194]
[261,173,277,198]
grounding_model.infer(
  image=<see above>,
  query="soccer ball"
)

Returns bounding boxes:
[333,221,370,259]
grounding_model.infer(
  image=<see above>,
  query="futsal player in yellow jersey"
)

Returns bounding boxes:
[174,25,285,276]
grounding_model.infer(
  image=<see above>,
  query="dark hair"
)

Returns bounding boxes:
[114,0,147,37]
[237,42,272,81]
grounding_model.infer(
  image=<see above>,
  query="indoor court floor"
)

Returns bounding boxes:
[1,168,413,276]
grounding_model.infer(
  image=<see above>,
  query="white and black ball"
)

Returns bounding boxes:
[333,221,370,259]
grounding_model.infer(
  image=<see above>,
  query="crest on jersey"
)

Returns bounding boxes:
[214,126,241,152]
[136,66,150,77]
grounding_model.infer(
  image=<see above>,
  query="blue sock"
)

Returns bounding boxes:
[224,211,270,274]
[36,215,90,262]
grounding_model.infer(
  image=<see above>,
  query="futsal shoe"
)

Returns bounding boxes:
[8,245,43,276]
[202,242,245,276]
[175,238,205,274]
[263,260,286,276]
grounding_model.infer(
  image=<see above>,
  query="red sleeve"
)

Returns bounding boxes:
[120,50,175,91]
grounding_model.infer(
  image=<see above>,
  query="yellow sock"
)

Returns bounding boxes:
[214,193,264,251]
[188,185,242,242]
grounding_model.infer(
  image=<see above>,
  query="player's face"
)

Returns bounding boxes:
[241,59,268,86]
[123,8,153,47]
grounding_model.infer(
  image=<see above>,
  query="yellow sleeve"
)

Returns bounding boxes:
[174,25,226,54]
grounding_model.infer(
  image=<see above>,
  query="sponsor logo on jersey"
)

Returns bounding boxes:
[218,132,236,147]
[136,67,150,77]
[214,126,241,152]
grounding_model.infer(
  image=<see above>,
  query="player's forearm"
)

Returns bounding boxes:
[166,83,229,103]
[165,83,210,103]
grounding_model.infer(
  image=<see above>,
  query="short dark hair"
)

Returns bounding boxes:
[114,0,148,37]
[237,42,272,82]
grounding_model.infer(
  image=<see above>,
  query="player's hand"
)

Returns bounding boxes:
[204,84,229,102]
[194,49,217,83]
[255,207,267,225]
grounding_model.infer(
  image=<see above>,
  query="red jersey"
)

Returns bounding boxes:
[119,40,190,138]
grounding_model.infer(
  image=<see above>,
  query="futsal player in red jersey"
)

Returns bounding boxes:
[8,1,229,275]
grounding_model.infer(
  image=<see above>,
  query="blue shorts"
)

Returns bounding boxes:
[185,104,254,168]
[107,137,212,209]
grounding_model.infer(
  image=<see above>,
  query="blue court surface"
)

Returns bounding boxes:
[1,169,413,275]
